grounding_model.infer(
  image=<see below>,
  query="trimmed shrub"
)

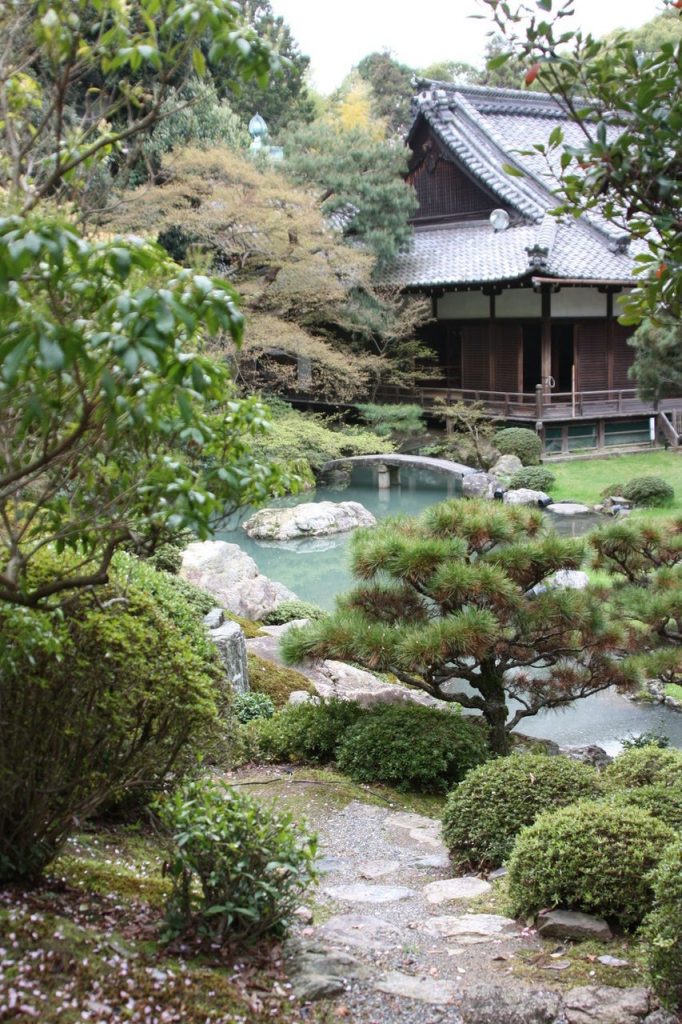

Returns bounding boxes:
[507,800,676,928]
[263,599,328,625]
[247,652,315,707]
[157,778,317,942]
[642,838,682,1009]
[442,755,601,870]
[233,692,275,724]
[0,552,224,882]
[494,427,542,466]
[600,785,682,832]
[622,476,675,508]
[336,704,488,792]
[508,466,556,492]
[250,699,365,763]
[603,745,682,789]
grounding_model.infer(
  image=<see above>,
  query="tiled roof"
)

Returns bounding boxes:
[386,83,637,288]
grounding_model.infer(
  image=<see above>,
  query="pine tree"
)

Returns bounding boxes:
[282,500,634,755]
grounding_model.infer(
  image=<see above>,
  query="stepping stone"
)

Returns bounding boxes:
[358,859,401,880]
[374,971,459,1005]
[318,914,405,951]
[424,877,491,904]
[537,909,612,942]
[546,503,591,516]
[421,914,517,939]
[383,811,438,832]
[316,855,347,875]
[325,883,415,904]
[409,827,447,851]
[415,853,451,869]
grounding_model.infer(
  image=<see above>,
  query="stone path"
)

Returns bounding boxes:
[264,791,673,1024]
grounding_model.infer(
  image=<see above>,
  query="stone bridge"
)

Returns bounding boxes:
[320,453,476,488]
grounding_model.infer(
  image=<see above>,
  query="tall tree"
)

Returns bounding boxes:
[212,0,315,134]
[282,500,634,755]
[357,50,414,138]
[284,122,418,269]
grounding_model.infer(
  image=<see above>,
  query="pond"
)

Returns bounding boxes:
[218,466,680,752]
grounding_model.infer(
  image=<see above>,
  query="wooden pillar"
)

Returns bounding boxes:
[541,286,552,392]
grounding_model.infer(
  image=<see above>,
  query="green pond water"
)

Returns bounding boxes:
[218,466,682,753]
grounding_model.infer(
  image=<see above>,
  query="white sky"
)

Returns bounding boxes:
[271,0,666,93]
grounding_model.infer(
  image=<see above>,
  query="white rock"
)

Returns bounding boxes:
[243,501,376,541]
[421,914,518,939]
[324,883,415,904]
[546,502,591,516]
[423,877,491,904]
[180,540,297,619]
[462,472,498,500]
[552,569,590,590]
[491,454,523,479]
[314,660,441,709]
[374,972,459,1005]
[358,859,401,880]
[504,488,551,507]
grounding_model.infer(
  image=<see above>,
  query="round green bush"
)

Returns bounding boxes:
[642,838,682,1009]
[250,698,365,763]
[622,476,675,508]
[336,704,488,792]
[507,800,676,928]
[600,785,682,832]
[443,755,601,870]
[603,745,682,789]
[494,427,542,466]
[0,552,224,882]
[157,778,317,942]
[262,599,328,625]
[233,691,275,724]
[508,466,556,492]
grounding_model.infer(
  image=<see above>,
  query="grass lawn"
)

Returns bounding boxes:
[548,450,682,520]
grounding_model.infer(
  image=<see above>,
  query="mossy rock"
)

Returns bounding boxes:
[247,652,315,707]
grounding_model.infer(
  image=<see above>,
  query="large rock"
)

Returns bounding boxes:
[558,745,612,769]
[504,488,551,507]
[457,984,562,1024]
[181,540,297,620]
[243,501,376,540]
[462,472,498,500]
[536,910,612,942]
[314,660,440,709]
[209,620,249,694]
[491,454,524,480]
[563,986,651,1024]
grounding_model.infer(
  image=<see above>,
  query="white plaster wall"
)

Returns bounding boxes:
[551,288,606,318]
[496,288,541,318]
[438,291,489,319]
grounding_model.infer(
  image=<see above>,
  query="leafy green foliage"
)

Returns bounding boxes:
[356,404,425,445]
[1,0,278,213]
[336,704,488,792]
[603,745,682,790]
[0,553,225,881]
[251,401,394,474]
[0,216,286,606]
[642,838,682,1009]
[157,778,317,942]
[262,599,328,625]
[600,785,682,833]
[426,400,501,470]
[508,467,556,491]
[622,476,675,508]
[233,692,275,724]
[356,51,415,137]
[629,320,682,402]
[507,800,676,928]
[622,731,670,750]
[494,427,542,466]
[442,755,601,870]
[249,699,364,763]
[282,499,633,755]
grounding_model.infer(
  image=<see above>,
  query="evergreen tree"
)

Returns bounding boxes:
[282,500,634,755]
[357,51,415,138]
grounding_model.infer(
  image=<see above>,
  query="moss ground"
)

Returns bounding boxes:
[0,823,319,1024]
[548,450,682,521]
[247,652,315,707]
